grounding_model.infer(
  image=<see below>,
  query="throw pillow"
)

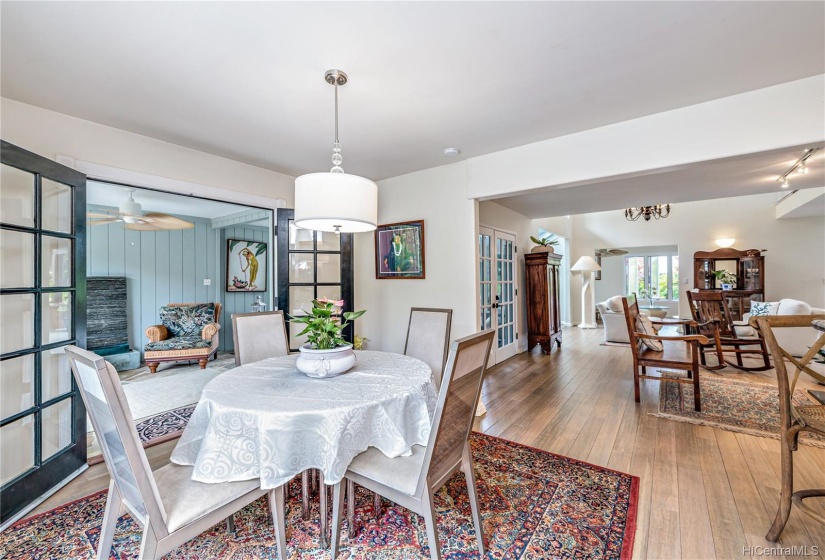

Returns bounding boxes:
[749,301,774,317]
[635,314,663,351]
[606,295,624,313]
[160,303,216,337]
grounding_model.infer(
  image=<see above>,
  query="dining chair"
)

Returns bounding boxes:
[754,315,825,542]
[231,310,313,518]
[64,346,288,560]
[330,330,495,560]
[622,294,709,411]
[231,310,290,366]
[404,307,453,386]
[686,290,771,372]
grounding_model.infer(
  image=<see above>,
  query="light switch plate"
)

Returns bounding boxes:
[203,279,211,286]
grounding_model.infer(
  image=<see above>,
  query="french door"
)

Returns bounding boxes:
[0,141,87,528]
[479,227,518,364]
[276,209,355,351]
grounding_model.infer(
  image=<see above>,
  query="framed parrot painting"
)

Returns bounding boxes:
[226,239,268,291]
[374,220,426,279]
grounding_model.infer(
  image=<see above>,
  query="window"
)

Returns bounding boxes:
[625,254,679,300]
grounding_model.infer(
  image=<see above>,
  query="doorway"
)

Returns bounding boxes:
[479,227,518,364]
[1,142,87,528]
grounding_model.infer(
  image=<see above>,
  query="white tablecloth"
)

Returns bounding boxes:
[170,351,437,489]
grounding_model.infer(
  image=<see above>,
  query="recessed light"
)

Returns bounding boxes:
[443,148,461,157]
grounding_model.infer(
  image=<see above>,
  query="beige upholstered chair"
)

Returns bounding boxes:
[64,346,287,560]
[404,308,453,386]
[231,311,290,366]
[231,310,313,519]
[144,302,222,373]
[331,330,495,560]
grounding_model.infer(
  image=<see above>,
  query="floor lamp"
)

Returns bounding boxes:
[571,256,601,329]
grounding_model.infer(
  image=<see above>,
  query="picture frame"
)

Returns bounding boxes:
[374,220,426,279]
[226,239,268,292]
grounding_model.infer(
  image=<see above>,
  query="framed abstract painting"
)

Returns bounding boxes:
[374,220,425,279]
[226,239,268,291]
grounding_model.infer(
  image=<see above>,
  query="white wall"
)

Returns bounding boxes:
[1,98,295,204]
[354,162,478,353]
[560,192,825,323]
[478,201,534,352]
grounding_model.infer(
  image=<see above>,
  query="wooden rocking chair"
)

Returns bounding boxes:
[686,290,771,372]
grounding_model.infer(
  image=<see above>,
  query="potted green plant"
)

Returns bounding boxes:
[289,298,366,378]
[712,270,738,291]
[530,235,559,254]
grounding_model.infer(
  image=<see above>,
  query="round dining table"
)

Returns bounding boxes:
[170,351,437,491]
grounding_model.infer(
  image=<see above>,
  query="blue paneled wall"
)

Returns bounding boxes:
[87,207,272,358]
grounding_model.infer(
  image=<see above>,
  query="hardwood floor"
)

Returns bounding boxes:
[25,327,825,559]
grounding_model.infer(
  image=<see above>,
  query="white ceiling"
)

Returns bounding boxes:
[87,181,256,219]
[490,145,825,218]
[2,2,823,181]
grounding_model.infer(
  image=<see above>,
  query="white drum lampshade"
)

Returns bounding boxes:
[294,172,378,233]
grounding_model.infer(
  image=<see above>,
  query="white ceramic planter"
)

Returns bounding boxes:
[296,344,356,378]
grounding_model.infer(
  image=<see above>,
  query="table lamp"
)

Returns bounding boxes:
[571,256,602,329]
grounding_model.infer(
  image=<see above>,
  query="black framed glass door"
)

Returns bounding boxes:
[276,208,354,351]
[1,141,87,527]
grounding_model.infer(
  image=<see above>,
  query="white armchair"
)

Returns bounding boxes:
[741,299,825,358]
[597,295,657,344]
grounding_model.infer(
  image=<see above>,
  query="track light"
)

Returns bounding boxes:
[777,147,819,188]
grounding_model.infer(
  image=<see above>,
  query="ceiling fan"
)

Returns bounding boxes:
[87,189,194,231]
[595,248,629,257]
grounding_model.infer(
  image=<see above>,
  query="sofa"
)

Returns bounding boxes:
[739,299,825,358]
[144,302,222,373]
[596,295,655,343]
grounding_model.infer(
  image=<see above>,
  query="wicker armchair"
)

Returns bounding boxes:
[144,302,222,373]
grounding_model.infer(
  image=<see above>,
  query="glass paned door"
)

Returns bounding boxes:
[478,227,518,365]
[0,141,87,528]
[277,209,354,351]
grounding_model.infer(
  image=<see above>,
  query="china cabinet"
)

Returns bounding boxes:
[693,248,765,320]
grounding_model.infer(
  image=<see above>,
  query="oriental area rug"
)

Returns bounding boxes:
[656,372,825,448]
[2,433,638,560]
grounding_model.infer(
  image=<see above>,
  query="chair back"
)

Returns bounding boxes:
[417,330,495,495]
[621,294,642,347]
[232,311,290,366]
[756,315,825,432]
[404,308,452,386]
[686,291,735,338]
[64,346,168,535]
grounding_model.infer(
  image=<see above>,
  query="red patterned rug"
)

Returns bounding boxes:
[2,433,637,559]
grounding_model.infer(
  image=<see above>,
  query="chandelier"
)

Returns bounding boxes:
[294,70,378,234]
[624,204,671,222]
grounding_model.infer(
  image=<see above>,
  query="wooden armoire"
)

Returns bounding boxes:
[525,251,563,353]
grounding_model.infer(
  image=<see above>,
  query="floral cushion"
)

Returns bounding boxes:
[145,336,212,352]
[160,303,215,337]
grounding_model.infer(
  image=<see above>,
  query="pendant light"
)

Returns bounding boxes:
[294,70,378,233]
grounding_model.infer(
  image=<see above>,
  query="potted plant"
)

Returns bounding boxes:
[530,235,559,253]
[712,270,738,291]
[289,298,366,378]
